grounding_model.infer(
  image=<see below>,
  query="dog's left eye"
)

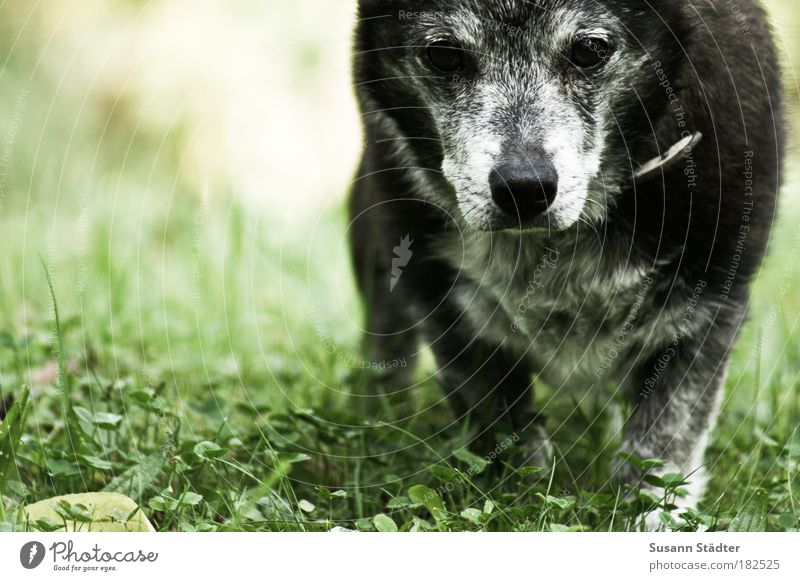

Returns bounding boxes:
[569,37,611,70]
[425,41,466,73]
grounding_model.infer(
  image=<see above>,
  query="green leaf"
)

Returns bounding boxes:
[659,511,679,529]
[73,407,123,431]
[373,513,398,532]
[127,390,166,414]
[148,496,177,512]
[536,494,575,511]
[410,517,434,532]
[79,455,113,471]
[32,517,63,532]
[354,518,373,531]
[460,508,485,525]
[429,465,460,481]
[94,412,124,430]
[72,407,95,425]
[179,492,203,507]
[256,492,294,519]
[102,453,165,502]
[298,500,315,513]
[660,472,688,488]
[194,441,226,460]
[408,485,444,512]
[778,513,797,531]
[454,448,488,475]
[618,452,665,472]
[46,459,81,478]
[642,474,667,489]
[640,459,666,470]
[730,490,768,532]
[759,434,780,448]
[617,451,644,469]
[278,452,311,464]
[386,496,412,509]
[408,485,447,524]
[55,500,93,522]
[637,489,662,507]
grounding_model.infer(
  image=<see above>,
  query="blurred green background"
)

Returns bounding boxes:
[0,1,365,386]
[0,0,798,531]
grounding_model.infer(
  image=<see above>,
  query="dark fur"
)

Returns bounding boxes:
[349,0,783,498]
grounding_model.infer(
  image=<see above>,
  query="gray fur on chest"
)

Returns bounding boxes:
[437,232,673,390]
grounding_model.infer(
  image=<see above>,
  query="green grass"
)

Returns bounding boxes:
[0,179,798,532]
[0,0,799,533]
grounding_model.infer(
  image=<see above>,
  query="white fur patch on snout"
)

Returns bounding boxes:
[437,80,603,231]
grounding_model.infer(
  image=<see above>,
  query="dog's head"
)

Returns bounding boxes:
[355,0,691,231]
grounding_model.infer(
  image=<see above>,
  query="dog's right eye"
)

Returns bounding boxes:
[569,37,611,70]
[425,41,466,73]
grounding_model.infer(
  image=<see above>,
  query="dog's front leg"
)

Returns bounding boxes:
[424,304,552,463]
[619,311,744,529]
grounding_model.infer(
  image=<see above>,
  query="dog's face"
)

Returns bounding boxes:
[356,0,689,231]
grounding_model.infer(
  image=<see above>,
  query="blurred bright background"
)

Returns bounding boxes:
[0,1,797,231]
[0,1,362,222]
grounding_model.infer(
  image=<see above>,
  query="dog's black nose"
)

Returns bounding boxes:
[489,155,559,223]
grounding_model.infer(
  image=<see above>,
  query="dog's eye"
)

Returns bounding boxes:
[426,41,466,73]
[569,37,611,70]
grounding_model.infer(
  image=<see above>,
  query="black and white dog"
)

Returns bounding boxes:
[349,0,783,515]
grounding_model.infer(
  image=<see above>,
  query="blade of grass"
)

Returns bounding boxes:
[0,386,30,520]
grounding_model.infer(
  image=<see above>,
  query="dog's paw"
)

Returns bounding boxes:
[613,459,709,532]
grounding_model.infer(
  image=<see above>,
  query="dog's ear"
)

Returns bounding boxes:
[357,0,443,20]
[357,0,399,19]
[355,1,417,52]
